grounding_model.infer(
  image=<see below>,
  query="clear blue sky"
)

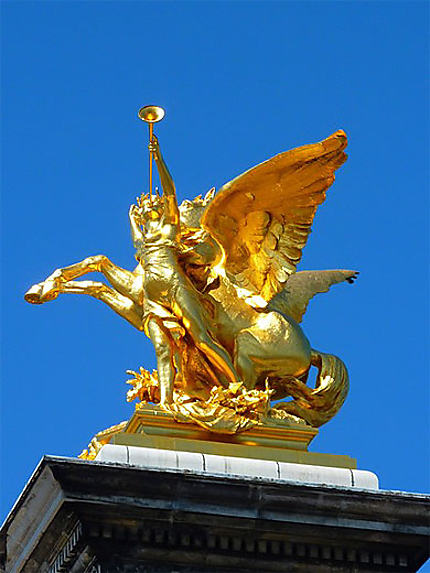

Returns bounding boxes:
[1,1,429,521]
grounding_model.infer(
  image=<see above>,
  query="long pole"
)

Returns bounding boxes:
[148,122,154,205]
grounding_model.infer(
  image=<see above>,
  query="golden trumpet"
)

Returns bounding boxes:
[138,105,165,202]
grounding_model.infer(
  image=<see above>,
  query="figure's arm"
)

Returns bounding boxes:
[129,204,144,250]
[150,135,180,225]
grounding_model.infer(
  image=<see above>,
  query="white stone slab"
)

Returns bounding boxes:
[278,461,352,487]
[177,450,205,472]
[352,469,379,489]
[224,456,278,479]
[95,444,379,489]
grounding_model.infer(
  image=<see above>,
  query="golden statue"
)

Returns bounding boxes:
[25,107,357,436]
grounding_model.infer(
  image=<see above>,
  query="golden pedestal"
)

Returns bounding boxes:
[103,404,356,469]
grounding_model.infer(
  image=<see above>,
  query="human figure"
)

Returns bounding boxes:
[129,135,240,405]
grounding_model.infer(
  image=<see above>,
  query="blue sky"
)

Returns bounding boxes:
[1,1,429,521]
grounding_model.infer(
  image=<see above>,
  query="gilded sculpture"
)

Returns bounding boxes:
[25,107,357,436]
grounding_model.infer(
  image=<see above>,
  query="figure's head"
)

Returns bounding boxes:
[138,193,163,223]
[179,188,215,229]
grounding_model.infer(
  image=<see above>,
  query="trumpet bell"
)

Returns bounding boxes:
[138,105,165,124]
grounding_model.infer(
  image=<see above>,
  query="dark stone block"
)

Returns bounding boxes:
[1,456,429,572]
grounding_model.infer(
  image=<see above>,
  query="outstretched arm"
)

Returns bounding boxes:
[150,135,180,225]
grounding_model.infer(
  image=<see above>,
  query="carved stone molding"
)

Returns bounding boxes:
[48,521,82,573]
[1,457,428,572]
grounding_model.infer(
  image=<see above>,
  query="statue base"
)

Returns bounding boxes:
[88,404,356,469]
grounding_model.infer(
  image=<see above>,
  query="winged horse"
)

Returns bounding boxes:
[25,130,356,428]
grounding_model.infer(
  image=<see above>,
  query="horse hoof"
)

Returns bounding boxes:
[24,281,60,304]
[24,283,45,304]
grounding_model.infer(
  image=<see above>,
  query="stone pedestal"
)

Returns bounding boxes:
[1,453,429,572]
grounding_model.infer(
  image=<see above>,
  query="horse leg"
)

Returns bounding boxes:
[25,256,107,303]
[72,256,143,305]
[25,255,139,305]
[87,257,143,304]
[54,280,143,330]
[234,311,312,390]
[234,331,260,390]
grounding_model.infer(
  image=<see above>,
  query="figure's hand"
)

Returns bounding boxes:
[148,134,160,157]
[129,204,142,225]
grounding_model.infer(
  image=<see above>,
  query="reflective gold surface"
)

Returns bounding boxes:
[78,420,128,460]
[26,120,357,435]
[139,105,166,203]
[138,105,165,123]
[79,405,357,468]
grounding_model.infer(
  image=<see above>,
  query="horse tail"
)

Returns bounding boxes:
[276,350,349,427]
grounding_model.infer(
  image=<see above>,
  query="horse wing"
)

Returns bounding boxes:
[202,131,348,303]
[267,270,358,323]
